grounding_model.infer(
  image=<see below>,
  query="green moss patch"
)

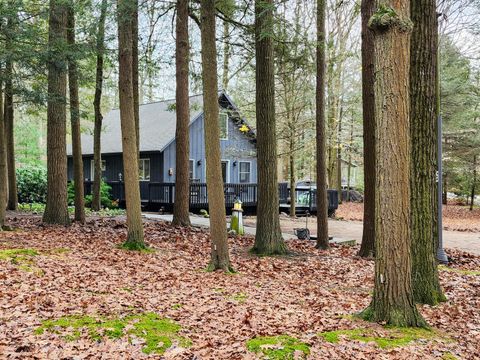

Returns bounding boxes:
[319,327,441,348]
[0,248,43,274]
[35,312,190,355]
[246,335,310,359]
[230,292,248,304]
[439,265,480,276]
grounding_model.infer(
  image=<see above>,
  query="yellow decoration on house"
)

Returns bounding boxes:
[239,124,249,133]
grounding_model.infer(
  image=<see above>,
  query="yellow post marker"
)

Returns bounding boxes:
[230,198,244,235]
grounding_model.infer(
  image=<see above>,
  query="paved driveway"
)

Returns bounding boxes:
[143,214,480,255]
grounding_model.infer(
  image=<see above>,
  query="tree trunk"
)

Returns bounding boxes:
[117,0,145,249]
[337,109,342,204]
[132,0,140,159]
[92,0,107,211]
[315,0,329,250]
[43,0,70,226]
[252,0,287,255]
[410,0,445,305]
[289,131,296,217]
[360,1,426,327]
[200,0,232,271]
[0,78,7,229]
[172,0,191,227]
[222,20,230,91]
[358,0,375,258]
[4,10,17,211]
[67,3,85,223]
[471,155,477,211]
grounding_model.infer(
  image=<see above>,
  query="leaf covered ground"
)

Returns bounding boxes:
[0,216,479,359]
[336,202,480,232]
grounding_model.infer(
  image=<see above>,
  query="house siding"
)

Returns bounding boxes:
[162,112,257,183]
[68,152,163,200]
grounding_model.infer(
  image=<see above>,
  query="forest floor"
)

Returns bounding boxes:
[334,202,480,233]
[0,216,479,359]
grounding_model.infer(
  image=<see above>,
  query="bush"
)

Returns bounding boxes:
[68,180,118,209]
[16,166,48,203]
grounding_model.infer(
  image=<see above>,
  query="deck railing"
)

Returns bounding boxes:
[80,180,338,212]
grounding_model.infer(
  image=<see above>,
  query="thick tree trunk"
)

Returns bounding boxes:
[315,0,329,250]
[200,0,232,271]
[471,155,477,211]
[67,3,85,223]
[252,0,287,255]
[0,79,7,229]
[172,0,191,227]
[358,0,375,258]
[43,0,70,226]
[92,0,107,211]
[132,0,140,159]
[117,0,145,249]
[410,0,445,305]
[361,1,426,327]
[4,15,17,211]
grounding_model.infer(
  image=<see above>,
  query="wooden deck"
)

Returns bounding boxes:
[82,181,338,214]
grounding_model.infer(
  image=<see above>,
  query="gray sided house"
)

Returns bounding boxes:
[66,92,257,203]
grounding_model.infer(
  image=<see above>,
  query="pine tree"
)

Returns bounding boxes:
[200,0,233,271]
[252,0,288,255]
[360,1,426,327]
[410,0,445,305]
[43,0,70,226]
[0,77,7,229]
[315,0,329,250]
[358,0,375,258]
[67,1,85,223]
[92,0,108,211]
[117,0,145,249]
[172,0,191,227]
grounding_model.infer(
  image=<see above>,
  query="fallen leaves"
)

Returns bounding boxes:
[0,215,478,359]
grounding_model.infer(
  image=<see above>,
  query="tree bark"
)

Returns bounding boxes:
[358,0,375,258]
[43,0,70,226]
[222,20,230,91]
[92,0,107,211]
[132,0,140,159]
[117,0,145,249]
[361,1,426,327]
[4,9,17,211]
[200,0,232,271]
[172,0,191,227]
[410,0,445,305]
[315,0,329,250]
[67,2,85,223]
[0,78,7,229]
[289,133,296,218]
[252,0,287,255]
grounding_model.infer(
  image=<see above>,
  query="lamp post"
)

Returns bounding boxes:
[437,115,448,264]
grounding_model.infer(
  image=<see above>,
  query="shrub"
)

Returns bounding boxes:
[16,166,48,203]
[67,180,118,209]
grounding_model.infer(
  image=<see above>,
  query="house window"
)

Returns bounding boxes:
[239,161,251,183]
[139,158,150,181]
[90,159,106,179]
[189,159,195,180]
[219,112,228,140]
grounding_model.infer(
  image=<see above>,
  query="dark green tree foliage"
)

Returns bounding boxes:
[16,166,48,204]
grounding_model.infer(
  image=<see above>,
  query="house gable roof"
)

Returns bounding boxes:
[67,92,254,156]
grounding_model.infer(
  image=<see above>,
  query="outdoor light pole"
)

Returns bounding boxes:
[437,115,449,264]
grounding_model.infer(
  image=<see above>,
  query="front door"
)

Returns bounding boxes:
[221,161,228,183]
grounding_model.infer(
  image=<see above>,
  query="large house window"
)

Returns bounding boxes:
[189,159,195,180]
[219,112,228,140]
[139,158,150,181]
[239,161,251,183]
[90,159,106,179]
